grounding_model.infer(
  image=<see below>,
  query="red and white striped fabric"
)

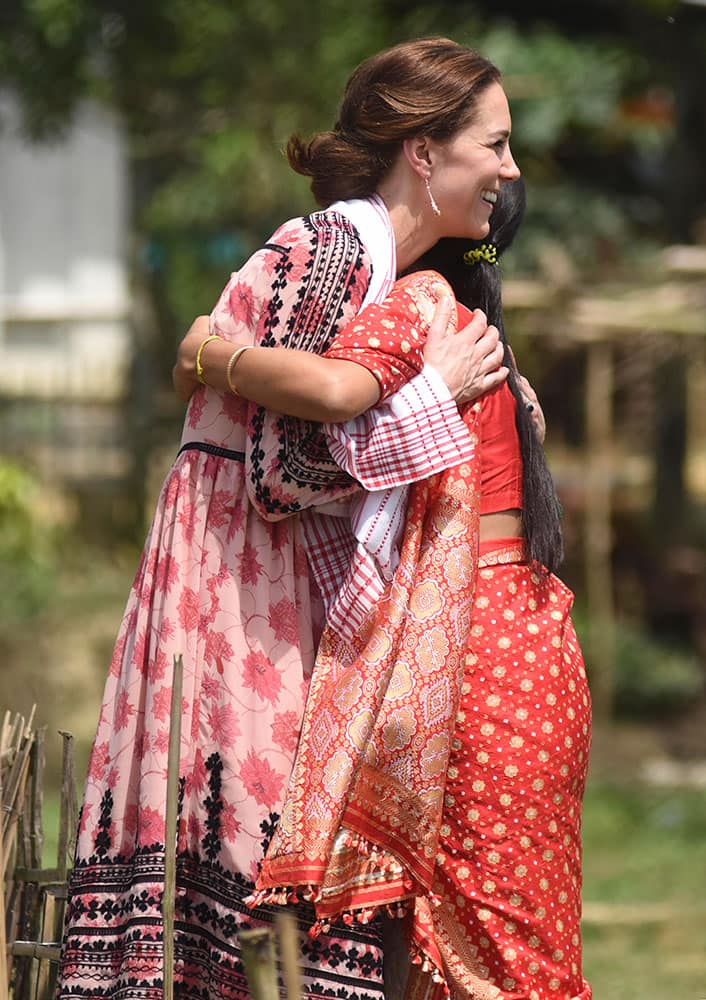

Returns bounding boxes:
[299,197,475,640]
[302,365,476,642]
[326,365,476,492]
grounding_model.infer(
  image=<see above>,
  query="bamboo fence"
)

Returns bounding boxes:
[1,674,300,1000]
[1,710,77,1000]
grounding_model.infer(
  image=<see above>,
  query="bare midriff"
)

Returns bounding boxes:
[479,508,523,541]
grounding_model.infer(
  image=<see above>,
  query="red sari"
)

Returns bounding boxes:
[253,272,592,1000]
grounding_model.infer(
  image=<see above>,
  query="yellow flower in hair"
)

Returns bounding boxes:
[463,243,498,266]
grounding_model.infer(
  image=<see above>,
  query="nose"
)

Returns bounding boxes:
[500,144,521,181]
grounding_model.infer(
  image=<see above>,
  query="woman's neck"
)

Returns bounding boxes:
[376,178,438,274]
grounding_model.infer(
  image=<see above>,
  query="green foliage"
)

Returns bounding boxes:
[575,612,704,718]
[482,23,630,149]
[612,623,704,716]
[0,7,641,255]
[0,458,58,626]
[1,1,701,321]
[472,21,669,270]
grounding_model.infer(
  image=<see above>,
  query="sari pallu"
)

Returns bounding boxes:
[250,400,483,985]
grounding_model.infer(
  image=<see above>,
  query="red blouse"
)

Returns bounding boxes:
[326,272,523,515]
[456,302,523,515]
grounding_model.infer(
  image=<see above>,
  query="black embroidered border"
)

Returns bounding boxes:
[248,213,367,516]
[59,752,384,1000]
[178,442,246,463]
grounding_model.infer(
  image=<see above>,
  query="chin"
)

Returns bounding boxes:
[468,222,490,239]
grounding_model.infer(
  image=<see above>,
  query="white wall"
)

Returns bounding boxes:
[0,94,130,398]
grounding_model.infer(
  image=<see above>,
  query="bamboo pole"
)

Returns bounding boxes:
[1,709,37,1000]
[162,654,183,1000]
[276,911,302,1000]
[7,944,60,962]
[239,928,279,1000]
[2,710,34,850]
[0,743,9,1000]
[584,340,616,720]
[56,731,77,875]
[29,730,45,871]
[35,889,56,1000]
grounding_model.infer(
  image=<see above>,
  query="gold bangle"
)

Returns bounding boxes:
[196,334,222,385]
[226,345,254,396]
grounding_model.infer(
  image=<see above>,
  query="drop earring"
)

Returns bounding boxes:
[425,176,441,217]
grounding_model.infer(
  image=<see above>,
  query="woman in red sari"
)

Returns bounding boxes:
[249,179,592,1000]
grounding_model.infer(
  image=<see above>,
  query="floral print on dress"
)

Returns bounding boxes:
[57,212,386,1000]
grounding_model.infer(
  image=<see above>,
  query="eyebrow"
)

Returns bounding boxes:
[488,129,511,140]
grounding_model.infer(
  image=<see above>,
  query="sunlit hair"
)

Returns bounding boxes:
[287,37,501,207]
[409,178,565,573]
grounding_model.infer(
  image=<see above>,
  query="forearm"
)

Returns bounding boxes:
[179,334,381,422]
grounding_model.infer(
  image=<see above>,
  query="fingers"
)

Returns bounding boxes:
[460,324,504,383]
[516,373,540,409]
[482,365,509,392]
[185,315,211,339]
[515,373,546,441]
[475,330,504,372]
[426,293,456,343]
[455,308,488,343]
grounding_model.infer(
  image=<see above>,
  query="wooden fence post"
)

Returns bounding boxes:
[239,928,279,1000]
[1,737,8,1000]
[584,339,616,720]
[163,654,183,1000]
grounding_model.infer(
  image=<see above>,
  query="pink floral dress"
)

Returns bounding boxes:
[57,212,389,1000]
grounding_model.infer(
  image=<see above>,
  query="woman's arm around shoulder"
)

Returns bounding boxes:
[174,213,382,422]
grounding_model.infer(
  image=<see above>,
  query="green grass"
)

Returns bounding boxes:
[581,780,706,999]
[582,781,706,904]
[582,922,706,1000]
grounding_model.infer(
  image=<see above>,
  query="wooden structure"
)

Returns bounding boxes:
[502,245,706,717]
[2,662,301,1000]
[1,712,78,1000]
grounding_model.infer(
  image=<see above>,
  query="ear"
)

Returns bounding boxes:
[401,135,433,178]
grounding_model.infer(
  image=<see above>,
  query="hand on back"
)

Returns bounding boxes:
[423,293,508,406]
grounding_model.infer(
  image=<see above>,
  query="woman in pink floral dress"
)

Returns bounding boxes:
[57,37,520,1000]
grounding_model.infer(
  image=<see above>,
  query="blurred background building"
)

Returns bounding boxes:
[0,95,129,483]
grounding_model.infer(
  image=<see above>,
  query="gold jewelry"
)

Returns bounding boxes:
[226,345,254,396]
[196,334,222,385]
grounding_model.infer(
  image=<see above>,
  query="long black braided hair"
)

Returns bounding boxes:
[409,177,564,573]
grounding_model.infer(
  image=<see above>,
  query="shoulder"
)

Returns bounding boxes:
[392,270,455,327]
[396,270,452,299]
[265,211,371,288]
[269,210,366,255]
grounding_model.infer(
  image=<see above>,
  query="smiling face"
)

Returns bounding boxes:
[428,81,521,240]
